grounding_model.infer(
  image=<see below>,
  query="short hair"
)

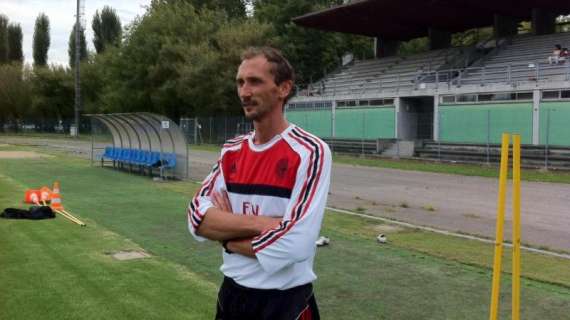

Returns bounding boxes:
[241,46,295,86]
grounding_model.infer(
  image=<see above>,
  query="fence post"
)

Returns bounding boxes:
[435,71,439,89]
[487,110,491,165]
[536,61,540,82]
[397,73,401,93]
[224,116,227,142]
[90,117,94,167]
[361,111,365,156]
[545,108,551,170]
[331,101,336,140]
[438,110,441,161]
[193,118,198,144]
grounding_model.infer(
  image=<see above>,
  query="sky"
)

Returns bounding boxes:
[2,0,151,67]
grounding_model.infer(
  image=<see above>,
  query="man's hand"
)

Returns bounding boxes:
[226,237,256,258]
[212,190,232,213]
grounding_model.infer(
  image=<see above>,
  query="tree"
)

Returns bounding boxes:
[33,13,50,67]
[31,65,74,120]
[68,23,88,67]
[92,6,122,54]
[7,23,23,63]
[0,64,32,127]
[92,0,272,119]
[253,0,374,86]
[0,15,8,64]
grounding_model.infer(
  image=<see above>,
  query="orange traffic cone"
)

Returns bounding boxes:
[24,189,41,205]
[50,181,86,226]
[50,181,64,211]
[40,186,52,204]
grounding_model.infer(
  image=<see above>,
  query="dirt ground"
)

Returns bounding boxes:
[0,151,50,159]
[2,136,569,252]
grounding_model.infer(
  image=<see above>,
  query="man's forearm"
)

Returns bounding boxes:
[196,207,279,241]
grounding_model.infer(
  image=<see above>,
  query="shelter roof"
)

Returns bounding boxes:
[293,0,570,40]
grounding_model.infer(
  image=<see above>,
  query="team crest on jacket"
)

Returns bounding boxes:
[229,161,237,174]
[276,158,288,178]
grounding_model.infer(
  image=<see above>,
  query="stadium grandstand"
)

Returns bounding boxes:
[286,0,570,165]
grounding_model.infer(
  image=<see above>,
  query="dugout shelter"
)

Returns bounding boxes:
[87,112,189,180]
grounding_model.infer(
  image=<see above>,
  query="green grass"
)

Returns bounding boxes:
[1,147,570,319]
[334,155,570,184]
[0,174,215,320]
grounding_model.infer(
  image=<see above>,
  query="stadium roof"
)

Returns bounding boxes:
[293,0,570,41]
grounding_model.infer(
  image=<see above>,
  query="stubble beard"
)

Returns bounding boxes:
[243,104,270,122]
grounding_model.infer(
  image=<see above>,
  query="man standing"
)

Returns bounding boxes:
[188,47,331,320]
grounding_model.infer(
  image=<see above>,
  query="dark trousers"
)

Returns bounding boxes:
[215,277,320,320]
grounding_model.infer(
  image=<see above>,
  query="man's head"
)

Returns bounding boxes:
[236,47,295,121]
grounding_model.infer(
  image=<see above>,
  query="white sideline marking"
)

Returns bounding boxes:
[326,206,570,260]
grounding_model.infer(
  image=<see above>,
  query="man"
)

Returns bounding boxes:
[187,47,331,320]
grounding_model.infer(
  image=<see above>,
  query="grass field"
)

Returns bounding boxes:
[1,144,569,319]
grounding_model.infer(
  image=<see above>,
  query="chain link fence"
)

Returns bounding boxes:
[0,118,91,135]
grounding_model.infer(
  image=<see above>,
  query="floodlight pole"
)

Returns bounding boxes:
[74,0,81,137]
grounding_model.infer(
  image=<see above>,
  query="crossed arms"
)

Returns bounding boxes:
[195,190,281,258]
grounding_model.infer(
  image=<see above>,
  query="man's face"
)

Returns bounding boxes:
[236,56,290,121]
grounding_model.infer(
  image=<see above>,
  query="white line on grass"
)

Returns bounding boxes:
[326,206,570,260]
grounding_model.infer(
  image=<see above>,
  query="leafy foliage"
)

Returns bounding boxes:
[32,13,50,67]
[253,0,374,86]
[0,15,8,64]
[68,23,88,68]
[2,1,374,121]
[7,23,23,63]
[92,6,122,54]
[31,66,74,120]
[0,64,32,122]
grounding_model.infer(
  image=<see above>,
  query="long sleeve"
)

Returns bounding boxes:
[252,132,332,274]
[187,159,226,242]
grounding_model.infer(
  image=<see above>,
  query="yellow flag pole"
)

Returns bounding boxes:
[54,209,82,225]
[489,133,510,320]
[61,209,86,226]
[512,135,521,320]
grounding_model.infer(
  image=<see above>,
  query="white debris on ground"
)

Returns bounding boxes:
[315,236,330,247]
[377,234,387,244]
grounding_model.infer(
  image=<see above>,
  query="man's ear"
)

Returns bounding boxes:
[278,80,293,101]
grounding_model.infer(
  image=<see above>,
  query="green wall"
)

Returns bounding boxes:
[286,109,332,137]
[335,107,395,139]
[439,103,533,144]
[539,101,570,146]
[286,107,395,139]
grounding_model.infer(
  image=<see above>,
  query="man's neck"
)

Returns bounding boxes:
[252,111,289,145]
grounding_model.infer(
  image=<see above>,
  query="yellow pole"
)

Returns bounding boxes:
[54,209,81,225]
[62,209,86,226]
[489,133,510,320]
[512,135,521,320]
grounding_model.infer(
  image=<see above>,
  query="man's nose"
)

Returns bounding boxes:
[239,85,252,98]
